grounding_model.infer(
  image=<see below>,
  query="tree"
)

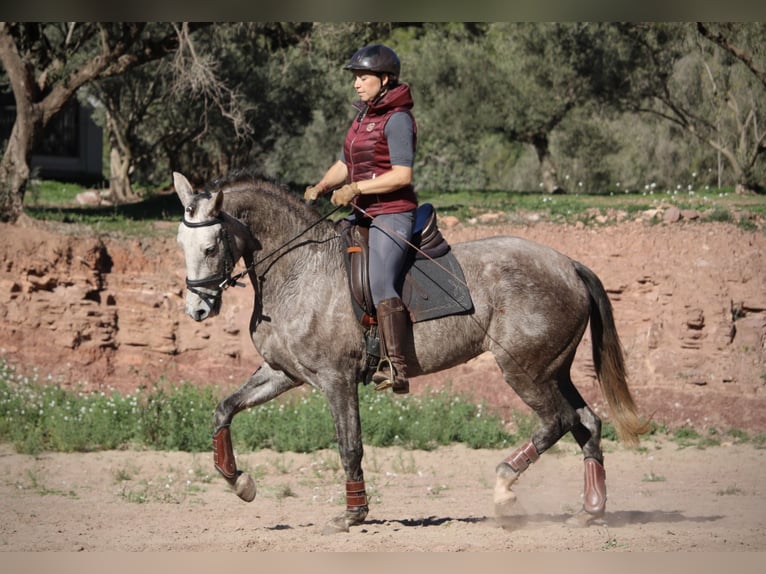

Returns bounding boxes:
[410,23,619,193]
[88,60,170,202]
[87,23,258,201]
[607,22,766,194]
[0,22,210,223]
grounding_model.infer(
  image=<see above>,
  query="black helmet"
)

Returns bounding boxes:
[344,44,400,81]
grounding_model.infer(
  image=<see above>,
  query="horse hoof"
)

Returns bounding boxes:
[493,463,520,507]
[565,509,605,528]
[493,482,517,507]
[321,506,368,535]
[322,515,351,535]
[234,472,256,502]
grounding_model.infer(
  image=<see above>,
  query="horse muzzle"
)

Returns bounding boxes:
[184,282,222,321]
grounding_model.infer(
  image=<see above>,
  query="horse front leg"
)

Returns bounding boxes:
[321,379,367,535]
[212,363,301,501]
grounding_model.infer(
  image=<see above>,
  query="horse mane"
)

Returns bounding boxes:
[204,168,337,241]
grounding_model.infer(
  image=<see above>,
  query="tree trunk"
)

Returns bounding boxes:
[105,109,136,203]
[1,24,74,222]
[0,25,39,222]
[1,22,206,221]
[531,133,565,194]
[109,147,135,202]
[0,128,29,223]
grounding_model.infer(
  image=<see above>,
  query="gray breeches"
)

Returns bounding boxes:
[368,210,415,306]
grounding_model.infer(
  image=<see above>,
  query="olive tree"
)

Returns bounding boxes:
[0,22,212,222]
[607,22,766,194]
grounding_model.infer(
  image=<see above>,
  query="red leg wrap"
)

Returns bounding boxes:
[583,458,607,516]
[212,426,237,480]
[503,440,540,473]
[346,480,368,510]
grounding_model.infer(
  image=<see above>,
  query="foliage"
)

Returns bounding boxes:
[24,174,766,235]
[603,23,766,193]
[227,385,514,452]
[0,22,215,222]
[0,361,220,454]
[3,22,766,225]
[0,358,513,454]
[3,357,763,457]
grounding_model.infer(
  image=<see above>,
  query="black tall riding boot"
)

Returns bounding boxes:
[372,297,411,395]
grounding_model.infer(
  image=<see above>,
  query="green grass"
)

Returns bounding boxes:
[0,358,513,455]
[2,357,763,456]
[0,363,219,454]
[24,178,181,238]
[417,188,766,229]
[24,179,766,236]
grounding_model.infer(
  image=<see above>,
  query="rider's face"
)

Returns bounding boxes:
[353,72,387,102]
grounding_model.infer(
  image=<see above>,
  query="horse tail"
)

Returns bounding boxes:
[574,261,650,447]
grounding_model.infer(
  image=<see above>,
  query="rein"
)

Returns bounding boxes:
[182,198,469,303]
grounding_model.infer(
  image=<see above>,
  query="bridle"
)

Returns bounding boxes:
[181,204,343,301]
[181,214,240,299]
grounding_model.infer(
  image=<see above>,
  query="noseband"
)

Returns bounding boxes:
[182,215,238,297]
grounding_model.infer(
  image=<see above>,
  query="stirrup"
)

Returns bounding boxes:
[372,357,409,394]
[372,357,394,391]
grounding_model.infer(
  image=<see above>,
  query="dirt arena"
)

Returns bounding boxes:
[1,209,765,552]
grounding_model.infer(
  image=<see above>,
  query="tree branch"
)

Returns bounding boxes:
[697,22,766,89]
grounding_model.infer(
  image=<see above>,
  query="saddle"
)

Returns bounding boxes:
[340,203,474,328]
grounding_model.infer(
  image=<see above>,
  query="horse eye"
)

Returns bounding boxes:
[204,244,218,256]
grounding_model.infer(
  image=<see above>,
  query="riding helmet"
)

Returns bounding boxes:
[344,45,400,81]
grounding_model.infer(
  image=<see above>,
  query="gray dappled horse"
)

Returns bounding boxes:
[173,170,649,534]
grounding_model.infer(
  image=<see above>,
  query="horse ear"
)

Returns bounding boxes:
[213,189,224,213]
[173,172,195,208]
[197,189,224,220]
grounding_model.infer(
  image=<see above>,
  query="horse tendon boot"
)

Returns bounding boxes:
[372,297,411,394]
[583,457,607,516]
[213,425,256,502]
[213,426,237,480]
[502,439,540,474]
[494,440,539,508]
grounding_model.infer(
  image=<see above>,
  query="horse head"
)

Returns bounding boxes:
[173,171,255,321]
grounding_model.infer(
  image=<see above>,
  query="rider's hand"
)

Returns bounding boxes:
[304,183,326,202]
[331,182,360,206]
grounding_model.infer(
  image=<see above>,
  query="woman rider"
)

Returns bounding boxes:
[305,44,417,395]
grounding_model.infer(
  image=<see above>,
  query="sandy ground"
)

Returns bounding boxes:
[1,435,764,552]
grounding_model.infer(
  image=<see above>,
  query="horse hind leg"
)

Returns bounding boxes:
[493,373,580,519]
[558,376,608,527]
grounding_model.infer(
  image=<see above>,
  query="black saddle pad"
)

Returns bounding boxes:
[402,250,474,323]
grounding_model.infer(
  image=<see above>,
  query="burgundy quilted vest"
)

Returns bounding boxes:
[343,83,417,216]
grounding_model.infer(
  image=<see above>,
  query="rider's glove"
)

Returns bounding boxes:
[304,183,326,202]
[331,182,360,206]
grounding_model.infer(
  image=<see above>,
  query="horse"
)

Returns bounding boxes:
[172,170,649,534]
